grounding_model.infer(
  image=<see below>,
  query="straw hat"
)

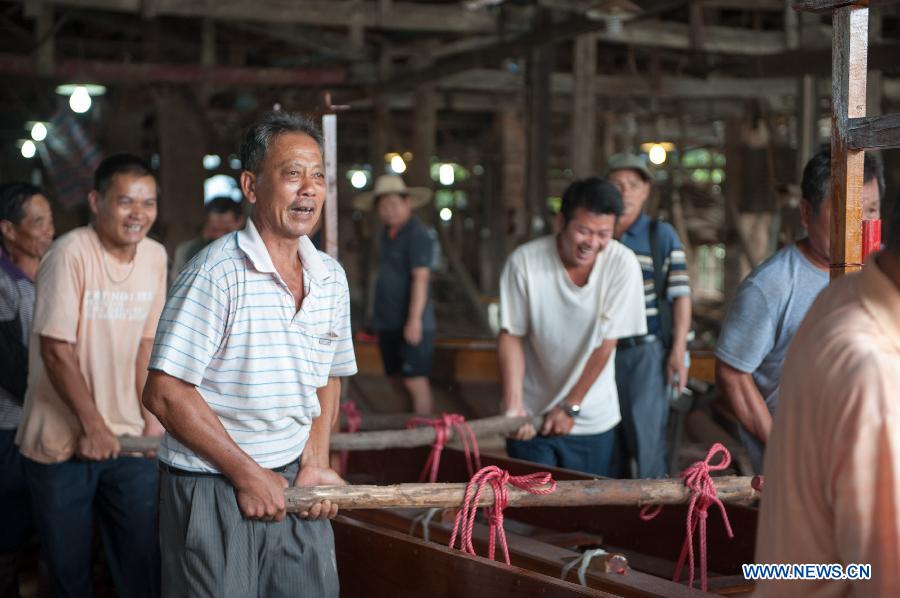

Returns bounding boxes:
[352,174,433,211]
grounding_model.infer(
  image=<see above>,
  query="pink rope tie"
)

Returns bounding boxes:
[449,466,557,565]
[406,413,481,483]
[338,401,362,476]
[639,443,734,592]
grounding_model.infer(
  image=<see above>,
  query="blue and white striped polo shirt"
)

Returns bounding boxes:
[149,218,357,472]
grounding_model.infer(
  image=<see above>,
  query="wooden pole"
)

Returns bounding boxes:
[285,477,759,512]
[119,414,544,454]
[829,3,867,279]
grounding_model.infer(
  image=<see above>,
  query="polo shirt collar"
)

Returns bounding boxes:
[858,253,900,348]
[0,247,28,282]
[623,212,650,238]
[237,218,330,283]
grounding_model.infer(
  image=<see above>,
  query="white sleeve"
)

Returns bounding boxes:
[499,253,529,337]
[599,249,648,340]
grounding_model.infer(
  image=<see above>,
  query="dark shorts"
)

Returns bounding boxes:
[377,330,435,378]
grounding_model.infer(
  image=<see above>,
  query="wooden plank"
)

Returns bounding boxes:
[525,13,553,238]
[571,33,597,179]
[793,0,865,12]
[35,0,497,33]
[351,509,707,598]
[345,448,759,577]
[0,53,346,85]
[284,477,759,511]
[847,113,900,150]
[829,4,868,279]
[332,516,606,598]
[322,113,339,259]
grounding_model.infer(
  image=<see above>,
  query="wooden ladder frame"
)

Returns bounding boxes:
[795,0,900,278]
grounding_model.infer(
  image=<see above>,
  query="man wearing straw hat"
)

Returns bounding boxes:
[354,174,436,415]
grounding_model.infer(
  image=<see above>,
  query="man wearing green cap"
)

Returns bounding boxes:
[607,153,692,479]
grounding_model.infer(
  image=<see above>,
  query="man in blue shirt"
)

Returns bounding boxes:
[608,154,692,479]
[716,150,885,473]
[354,175,435,415]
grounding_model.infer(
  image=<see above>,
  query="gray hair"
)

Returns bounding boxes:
[239,111,324,175]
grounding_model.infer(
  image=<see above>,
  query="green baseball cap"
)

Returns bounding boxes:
[605,153,653,182]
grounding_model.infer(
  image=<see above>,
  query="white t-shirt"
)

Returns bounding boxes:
[499,235,647,435]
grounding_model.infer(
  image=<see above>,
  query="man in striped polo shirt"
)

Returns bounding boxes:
[143,112,357,597]
[608,154,691,479]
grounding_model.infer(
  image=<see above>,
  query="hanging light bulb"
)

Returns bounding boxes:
[648,143,667,165]
[390,154,407,174]
[69,86,92,113]
[30,122,48,141]
[21,140,37,159]
[439,163,455,186]
[350,170,368,189]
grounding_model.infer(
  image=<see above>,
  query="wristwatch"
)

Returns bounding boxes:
[560,402,581,418]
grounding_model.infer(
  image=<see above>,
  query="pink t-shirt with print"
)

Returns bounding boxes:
[16,226,167,464]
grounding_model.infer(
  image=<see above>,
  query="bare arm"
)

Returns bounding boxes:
[135,338,163,436]
[294,377,344,520]
[404,267,430,346]
[498,330,526,416]
[715,359,771,443]
[542,339,617,436]
[142,370,289,521]
[40,335,119,459]
[667,295,692,393]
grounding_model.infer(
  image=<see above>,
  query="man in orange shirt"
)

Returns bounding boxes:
[16,154,166,597]
[755,197,900,596]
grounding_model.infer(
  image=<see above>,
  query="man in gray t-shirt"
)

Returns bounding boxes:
[715,150,884,472]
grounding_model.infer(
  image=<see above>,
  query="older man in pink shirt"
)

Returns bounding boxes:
[755,205,900,596]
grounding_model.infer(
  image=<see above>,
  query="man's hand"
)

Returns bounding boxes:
[403,318,423,346]
[76,423,120,461]
[541,407,575,437]
[234,466,289,522]
[667,346,688,395]
[504,406,536,441]
[293,465,345,520]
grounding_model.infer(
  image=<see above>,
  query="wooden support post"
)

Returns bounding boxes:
[498,105,526,243]
[525,11,553,238]
[571,33,597,179]
[34,1,54,76]
[201,18,215,67]
[285,477,760,512]
[154,90,207,254]
[410,82,437,197]
[322,113,339,259]
[829,4,867,279]
[797,74,818,180]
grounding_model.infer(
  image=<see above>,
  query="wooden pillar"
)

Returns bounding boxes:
[723,118,744,303]
[829,4,867,279]
[525,19,553,238]
[321,113,338,258]
[571,34,597,179]
[33,2,54,76]
[410,86,436,188]
[201,19,216,67]
[499,105,526,246]
[797,74,818,181]
[154,90,207,254]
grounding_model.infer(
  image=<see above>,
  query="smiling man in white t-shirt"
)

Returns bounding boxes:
[499,177,646,476]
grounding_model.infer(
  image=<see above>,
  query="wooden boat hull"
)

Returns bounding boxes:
[338,446,757,596]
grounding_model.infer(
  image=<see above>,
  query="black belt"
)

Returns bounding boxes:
[159,461,294,478]
[617,334,660,349]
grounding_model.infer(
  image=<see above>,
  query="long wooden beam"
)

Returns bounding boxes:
[285,477,760,512]
[0,53,345,85]
[25,0,497,33]
[847,113,900,150]
[119,415,545,454]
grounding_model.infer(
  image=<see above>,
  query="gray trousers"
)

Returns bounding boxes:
[159,461,338,598]
[615,339,669,478]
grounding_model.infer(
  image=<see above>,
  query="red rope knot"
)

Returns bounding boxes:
[337,401,362,476]
[406,413,481,483]
[639,443,735,592]
[449,466,556,565]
